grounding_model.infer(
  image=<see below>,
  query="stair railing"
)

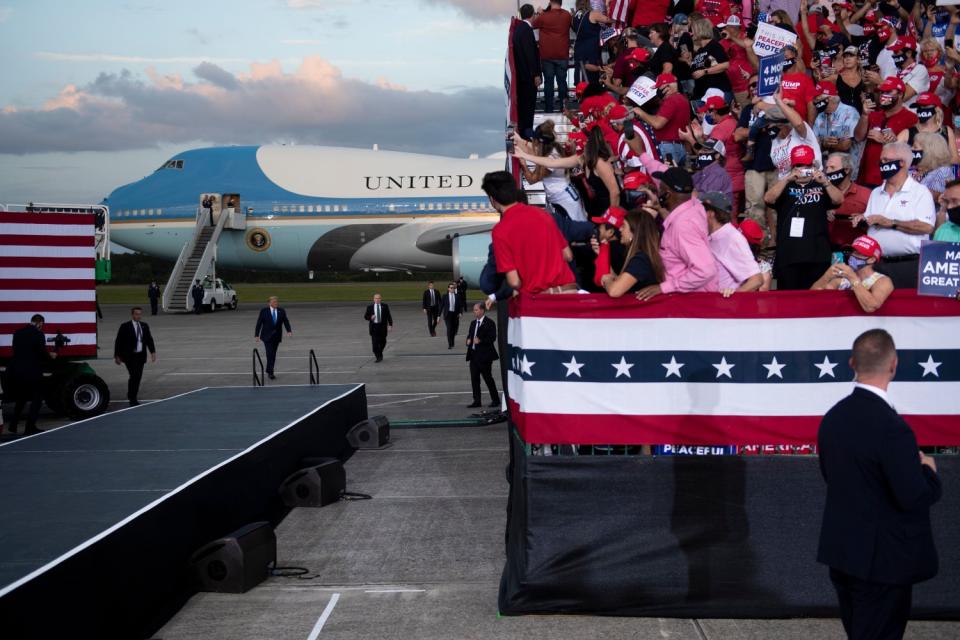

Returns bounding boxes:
[309,349,320,385]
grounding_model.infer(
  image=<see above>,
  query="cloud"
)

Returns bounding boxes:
[0,7,11,23]
[421,0,516,21]
[0,56,504,158]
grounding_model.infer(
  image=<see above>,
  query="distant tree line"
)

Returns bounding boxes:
[106,252,453,285]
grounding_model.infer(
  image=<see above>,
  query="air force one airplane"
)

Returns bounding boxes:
[104,145,504,309]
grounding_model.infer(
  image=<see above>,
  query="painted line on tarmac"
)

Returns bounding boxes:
[368,396,440,408]
[306,592,340,639]
[163,371,353,376]
[364,589,427,594]
[366,391,473,397]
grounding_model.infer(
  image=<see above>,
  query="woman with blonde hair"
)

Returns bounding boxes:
[688,16,731,100]
[897,93,960,164]
[918,37,947,96]
[910,131,955,203]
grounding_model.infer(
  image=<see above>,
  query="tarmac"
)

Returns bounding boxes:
[5,300,958,639]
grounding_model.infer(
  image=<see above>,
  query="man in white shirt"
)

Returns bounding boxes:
[892,37,930,107]
[856,142,936,288]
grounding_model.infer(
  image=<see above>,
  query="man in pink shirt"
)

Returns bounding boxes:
[637,168,720,301]
[701,191,763,295]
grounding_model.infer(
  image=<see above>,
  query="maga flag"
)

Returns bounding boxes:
[506,291,960,447]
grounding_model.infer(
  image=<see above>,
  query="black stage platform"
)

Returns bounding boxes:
[0,384,366,639]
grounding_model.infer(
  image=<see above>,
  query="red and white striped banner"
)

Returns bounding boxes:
[507,291,960,447]
[0,212,98,358]
[608,0,630,25]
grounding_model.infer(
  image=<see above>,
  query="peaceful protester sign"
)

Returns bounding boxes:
[918,240,960,297]
[753,22,798,57]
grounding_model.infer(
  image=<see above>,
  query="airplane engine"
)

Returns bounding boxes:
[451,232,491,289]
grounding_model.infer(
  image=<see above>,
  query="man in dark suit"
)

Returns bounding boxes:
[466,303,500,408]
[5,314,56,435]
[147,281,161,315]
[114,307,157,406]
[421,281,441,337]
[456,276,469,312]
[254,296,292,380]
[363,293,393,362]
[818,329,941,640]
[191,279,204,314]
[440,282,462,350]
[513,4,542,138]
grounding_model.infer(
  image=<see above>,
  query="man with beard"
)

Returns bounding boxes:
[764,144,843,290]
[854,77,917,188]
[890,36,929,107]
[934,179,960,242]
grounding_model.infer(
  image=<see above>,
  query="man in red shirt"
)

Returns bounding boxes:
[633,73,691,166]
[484,172,577,294]
[699,95,745,213]
[779,45,818,125]
[719,15,754,107]
[532,0,572,113]
[854,77,918,188]
[824,152,870,249]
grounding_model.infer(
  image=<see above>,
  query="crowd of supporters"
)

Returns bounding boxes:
[498,0,960,310]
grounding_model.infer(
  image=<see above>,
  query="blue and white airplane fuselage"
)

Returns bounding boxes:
[104,145,503,279]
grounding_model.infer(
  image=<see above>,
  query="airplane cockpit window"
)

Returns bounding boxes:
[156,159,185,171]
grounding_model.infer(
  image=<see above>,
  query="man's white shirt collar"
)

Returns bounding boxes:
[855,382,894,408]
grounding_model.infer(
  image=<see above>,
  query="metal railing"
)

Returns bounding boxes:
[253,348,265,387]
[162,205,229,312]
[308,349,320,385]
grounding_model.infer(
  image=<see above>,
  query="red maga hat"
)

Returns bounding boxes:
[878,76,906,93]
[816,81,838,96]
[851,235,882,260]
[623,171,652,190]
[738,218,764,246]
[654,72,678,87]
[790,144,816,166]
[607,104,630,121]
[697,95,727,112]
[627,47,651,63]
[916,92,943,109]
[591,206,627,229]
[574,81,589,96]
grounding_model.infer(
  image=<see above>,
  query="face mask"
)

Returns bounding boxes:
[948,205,960,226]
[879,93,896,108]
[766,127,781,139]
[912,150,924,166]
[814,99,829,113]
[922,52,939,67]
[847,256,868,271]
[826,169,848,186]
[695,154,715,169]
[892,53,907,68]
[879,159,903,180]
[917,108,936,123]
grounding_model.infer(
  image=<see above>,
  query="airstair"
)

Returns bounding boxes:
[162,209,228,312]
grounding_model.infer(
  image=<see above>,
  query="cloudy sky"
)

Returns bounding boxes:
[0,0,518,203]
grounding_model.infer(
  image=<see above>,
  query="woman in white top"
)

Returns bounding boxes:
[517,120,588,221]
[810,235,894,313]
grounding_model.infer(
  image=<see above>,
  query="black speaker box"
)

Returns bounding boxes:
[279,459,345,508]
[346,415,390,449]
[189,521,276,593]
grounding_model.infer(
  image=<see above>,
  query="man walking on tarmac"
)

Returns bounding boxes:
[421,281,441,337]
[4,314,55,435]
[254,296,292,380]
[114,307,156,407]
[191,279,205,314]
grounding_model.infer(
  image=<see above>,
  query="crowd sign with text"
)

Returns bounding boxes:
[758,52,786,97]
[753,22,798,57]
[918,240,960,297]
[627,75,657,106]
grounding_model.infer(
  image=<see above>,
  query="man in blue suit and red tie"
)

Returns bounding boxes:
[254,296,292,380]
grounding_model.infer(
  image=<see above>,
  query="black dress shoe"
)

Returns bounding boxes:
[467,401,482,408]
[129,400,140,406]
[267,373,276,380]
[488,400,501,407]
[375,356,383,362]
[24,427,41,436]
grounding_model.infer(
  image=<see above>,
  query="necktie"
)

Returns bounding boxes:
[430,290,435,305]
[450,296,454,312]
[375,305,380,323]
[134,322,142,352]
[472,318,480,349]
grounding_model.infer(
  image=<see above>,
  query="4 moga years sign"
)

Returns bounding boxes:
[919,241,960,297]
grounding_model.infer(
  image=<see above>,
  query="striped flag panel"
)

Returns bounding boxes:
[506,292,960,447]
[0,212,97,359]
